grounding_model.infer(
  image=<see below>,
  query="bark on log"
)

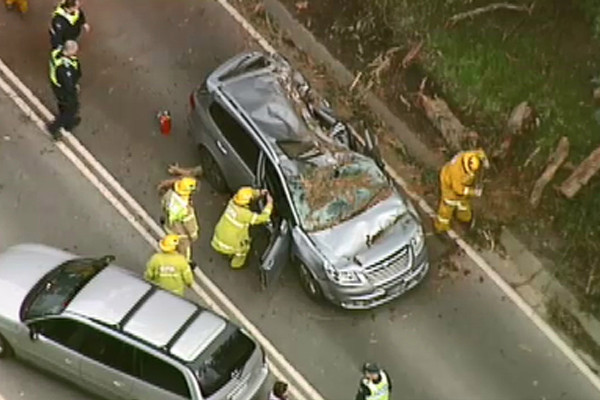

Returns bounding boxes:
[417,93,477,151]
[529,137,569,207]
[446,2,533,28]
[559,145,600,198]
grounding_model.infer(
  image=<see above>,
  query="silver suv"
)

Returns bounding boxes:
[188,51,429,309]
[0,244,268,400]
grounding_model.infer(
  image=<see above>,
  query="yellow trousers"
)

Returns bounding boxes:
[434,197,472,232]
[5,0,28,13]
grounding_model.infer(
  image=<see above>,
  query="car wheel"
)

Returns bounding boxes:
[298,261,324,302]
[199,146,228,193]
[0,333,14,359]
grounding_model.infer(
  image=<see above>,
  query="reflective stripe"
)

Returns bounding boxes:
[49,49,79,88]
[456,202,469,211]
[224,206,247,229]
[165,191,190,223]
[436,215,450,223]
[365,372,389,400]
[54,5,80,25]
[443,198,462,206]
[212,236,236,251]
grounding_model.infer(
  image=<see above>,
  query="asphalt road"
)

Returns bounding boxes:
[1,1,599,399]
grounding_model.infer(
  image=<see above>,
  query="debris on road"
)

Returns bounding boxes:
[558,145,600,198]
[157,164,203,194]
[529,136,569,207]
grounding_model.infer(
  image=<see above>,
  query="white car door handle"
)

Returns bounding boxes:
[112,380,124,388]
[216,140,228,155]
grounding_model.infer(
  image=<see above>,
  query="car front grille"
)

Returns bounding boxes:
[364,246,412,287]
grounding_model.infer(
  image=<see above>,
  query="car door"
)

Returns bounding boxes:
[19,317,84,382]
[255,154,292,289]
[204,96,261,189]
[75,323,136,400]
[131,349,194,400]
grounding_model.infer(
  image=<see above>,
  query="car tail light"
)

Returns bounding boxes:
[189,92,196,110]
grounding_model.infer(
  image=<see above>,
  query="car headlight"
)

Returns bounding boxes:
[324,262,364,286]
[410,225,425,255]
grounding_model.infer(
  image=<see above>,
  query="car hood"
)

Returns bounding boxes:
[308,194,419,268]
[0,244,73,322]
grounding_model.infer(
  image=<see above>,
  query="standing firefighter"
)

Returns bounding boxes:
[434,149,489,233]
[47,40,81,140]
[211,187,273,269]
[160,176,199,264]
[145,235,194,296]
[49,0,90,49]
[355,363,392,400]
[5,0,28,15]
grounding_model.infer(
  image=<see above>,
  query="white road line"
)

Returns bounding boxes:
[211,0,600,392]
[0,59,164,239]
[0,63,322,400]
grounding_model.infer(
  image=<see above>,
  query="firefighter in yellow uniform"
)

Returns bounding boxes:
[434,149,489,233]
[5,0,28,14]
[211,187,273,269]
[161,177,199,263]
[145,235,194,296]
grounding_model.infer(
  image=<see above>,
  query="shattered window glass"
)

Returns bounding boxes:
[286,153,392,232]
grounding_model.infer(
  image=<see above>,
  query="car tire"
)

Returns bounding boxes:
[298,261,324,302]
[0,333,14,359]
[199,145,228,193]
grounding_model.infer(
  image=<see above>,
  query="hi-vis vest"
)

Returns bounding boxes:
[49,48,79,87]
[365,372,390,400]
[53,5,81,26]
[162,190,193,224]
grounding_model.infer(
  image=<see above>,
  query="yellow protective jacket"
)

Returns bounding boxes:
[211,191,273,255]
[161,189,198,239]
[144,252,193,296]
[440,150,487,200]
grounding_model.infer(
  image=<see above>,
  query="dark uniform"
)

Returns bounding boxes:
[47,47,81,139]
[49,1,87,48]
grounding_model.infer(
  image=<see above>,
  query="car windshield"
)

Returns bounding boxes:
[286,152,392,232]
[189,324,256,398]
[22,258,105,320]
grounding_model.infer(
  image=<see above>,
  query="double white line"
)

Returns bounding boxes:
[0,58,325,400]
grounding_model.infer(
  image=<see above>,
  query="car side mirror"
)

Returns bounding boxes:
[29,327,39,342]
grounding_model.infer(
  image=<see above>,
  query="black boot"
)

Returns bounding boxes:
[45,121,63,141]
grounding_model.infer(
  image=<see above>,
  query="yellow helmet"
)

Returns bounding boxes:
[159,234,180,252]
[174,177,197,196]
[234,187,254,206]
[465,153,481,174]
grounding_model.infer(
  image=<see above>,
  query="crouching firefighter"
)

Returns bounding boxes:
[355,363,392,400]
[434,148,489,233]
[160,177,199,264]
[211,187,273,269]
[145,235,194,296]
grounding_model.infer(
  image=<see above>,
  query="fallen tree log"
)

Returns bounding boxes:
[157,164,203,194]
[417,91,477,151]
[446,2,534,28]
[558,145,600,199]
[529,137,569,207]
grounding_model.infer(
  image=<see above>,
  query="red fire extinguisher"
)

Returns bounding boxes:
[157,110,172,136]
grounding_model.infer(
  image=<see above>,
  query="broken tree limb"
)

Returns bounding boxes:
[157,164,203,195]
[529,137,569,207]
[558,145,600,198]
[446,2,534,28]
[401,40,424,69]
[417,92,478,151]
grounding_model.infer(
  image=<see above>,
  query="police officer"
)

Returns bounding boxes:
[145,235,194,296]
[355,363,392,400]
[49,0,90,49]
[47,40,81,140]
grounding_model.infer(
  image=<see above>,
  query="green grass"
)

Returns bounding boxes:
[371,0,600,295]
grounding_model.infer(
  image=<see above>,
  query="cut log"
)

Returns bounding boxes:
[559,145,600,199]
[446,2,534,28]
[529,137,569,207]
[506,101,536,136]
[417,93,477,151]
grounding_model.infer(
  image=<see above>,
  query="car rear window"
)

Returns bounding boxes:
[188,323,256,397]
[22,258,105,320]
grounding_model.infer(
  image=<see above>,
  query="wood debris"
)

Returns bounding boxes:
[529,137,569,207]
[446,2,534,28]
[558,145,600,198]
[295,1,309,12]
[417,79,478,151]
[157,164,203,194]
[494,101,538,160]
[401,40,424,69]
[366,47,401,87]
